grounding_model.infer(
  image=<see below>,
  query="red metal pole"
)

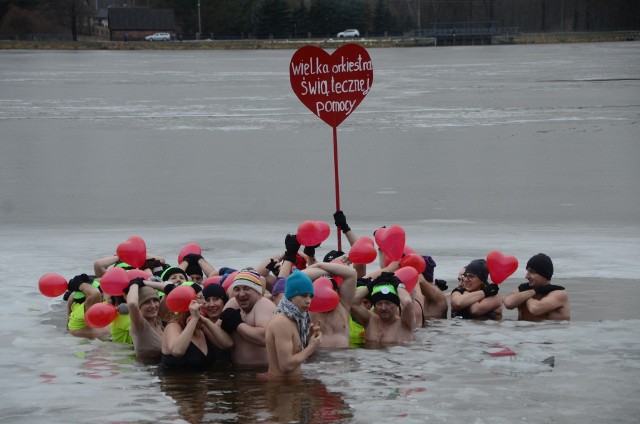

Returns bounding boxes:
[333,126,342,252]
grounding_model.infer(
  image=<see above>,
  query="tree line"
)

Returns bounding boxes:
[1,0,638,39]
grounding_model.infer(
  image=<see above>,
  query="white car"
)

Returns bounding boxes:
[337,29,360,38]
[145,32,171,41]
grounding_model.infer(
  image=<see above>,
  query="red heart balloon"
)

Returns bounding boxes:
[203,275,223,287]
[375,225,405,262]
[116,236,147,269]
[166,285,197,313]
[316,221,331,244]
[348,236,377,264]
[100,267,130,296]
[85,303,118,328]
[309,277,340,313]
[38,273,68,297]
[486,250,519,284]
[296,220,330,246]
[178,242,201,264]
[127,269,152,281]
[290,43,374,128]
[395,267,419,293]
[221,271,239,292]
[399,253,427,274]
[384,245,417,267]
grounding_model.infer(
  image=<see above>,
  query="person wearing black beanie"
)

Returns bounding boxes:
[450,259,502,320]
[503,253,570,321]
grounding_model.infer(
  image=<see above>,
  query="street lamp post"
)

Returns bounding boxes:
[197,0,202,39]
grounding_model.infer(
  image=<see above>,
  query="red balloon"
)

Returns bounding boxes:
[203,275,223,287]
[316,221,331,243]
[116,236,147,269]
[38,273,68,297]
[348,237,377,264]
[221,271,239,292]
[375,225,405,261]
[165,285,197,313]
[399,253,427,274]
[127,269,152,281]
[384,245,418,267]
[85,303,118,328]
[309,277,340,313]
[100,267,130,296]
[487,251,519,284]
[296,220,331,246]
[403,245,416,255]
[395,267,419,293]
[178,242,201,264]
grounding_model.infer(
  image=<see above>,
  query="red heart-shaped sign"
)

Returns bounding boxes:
[486,250,519,284]
[290,44,374,128]
[309,277,340,313]
[348,236,377,264]
[116,236,147,269]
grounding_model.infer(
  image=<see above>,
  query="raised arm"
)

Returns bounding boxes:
[398,286,416,331]
[163,301,200,357]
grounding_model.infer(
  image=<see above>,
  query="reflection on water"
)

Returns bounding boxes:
[158,367,352,423]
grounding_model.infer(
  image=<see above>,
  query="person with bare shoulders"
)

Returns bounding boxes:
[503,253,570,321]
[265,271,322,378]
[126,278,165,364]
[350,272,415,344]
[66,274,111,340]
[451,259,502,320]
[303,259,357,348]
[219,269,276,366]
[179,253,218,285]
[161,295,233,370]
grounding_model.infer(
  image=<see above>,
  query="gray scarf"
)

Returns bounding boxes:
[275,297,311,348]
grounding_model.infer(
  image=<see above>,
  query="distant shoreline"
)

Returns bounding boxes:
[1,30,637,51]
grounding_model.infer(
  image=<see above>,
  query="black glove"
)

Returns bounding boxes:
[534,284,565,295]
[182,253,203,265]
[373,272,400,289]
[124,277,145,295]
[518,282,532,292]
[373,226,386,237]
[434,279,449,291]
[303,244,320,258]
[265,258,281,276]
[451,286,466,295]
[482,284,500,297]
[284,234,300,263]
[333,210,351,233]
[220,308,243,334]
[68,273,92,292]
[63,291,72,301]
[163,283,176,296]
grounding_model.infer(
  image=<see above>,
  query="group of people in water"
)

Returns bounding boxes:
[63,211,570,379]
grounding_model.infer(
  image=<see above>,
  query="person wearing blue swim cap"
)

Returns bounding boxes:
[265,271,322,378]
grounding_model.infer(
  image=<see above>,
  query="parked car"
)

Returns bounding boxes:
[145,32,171,41]
[337,29,360,38]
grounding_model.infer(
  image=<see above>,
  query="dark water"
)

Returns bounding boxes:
[1,42,640,423]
